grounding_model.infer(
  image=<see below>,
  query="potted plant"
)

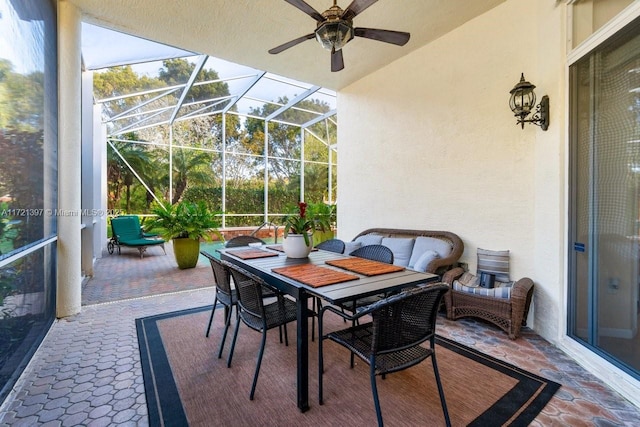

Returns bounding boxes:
[307,202,336,246]
[147,200,222,269]
[281,202,316,258]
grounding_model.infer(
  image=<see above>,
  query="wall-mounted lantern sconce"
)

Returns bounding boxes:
[509,73,549,131]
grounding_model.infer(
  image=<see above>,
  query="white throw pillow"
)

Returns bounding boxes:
[381,237,415,267]
[408,236,452,267]
[354,234,383,246]
[344,241,362,255]
[412,250,440,272]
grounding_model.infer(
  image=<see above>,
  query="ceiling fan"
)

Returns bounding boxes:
[268,0,411,72]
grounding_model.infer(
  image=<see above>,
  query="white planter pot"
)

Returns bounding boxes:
[282,233,313,258]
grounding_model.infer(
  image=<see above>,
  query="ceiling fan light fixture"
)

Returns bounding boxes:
[270,0,410,72]
[315,20,353,51]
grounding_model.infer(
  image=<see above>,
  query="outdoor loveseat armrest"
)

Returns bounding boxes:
[441,266,465,284]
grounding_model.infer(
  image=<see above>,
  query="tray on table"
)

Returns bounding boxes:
[325,258,405,276]
[226,248,280,260]
[271,264,359,288]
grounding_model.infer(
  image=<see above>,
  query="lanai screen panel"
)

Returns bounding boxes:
[85,23,337,225]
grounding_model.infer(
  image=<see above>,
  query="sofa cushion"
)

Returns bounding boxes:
[477,248,510,282]
[412,250,440,272]
[344,241,362,255]
[381,237,415,267]
[408,236,452,268]
[354,234,383,246]
[452,272,514,299]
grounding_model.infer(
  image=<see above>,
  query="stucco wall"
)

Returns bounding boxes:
[336,0,565,342]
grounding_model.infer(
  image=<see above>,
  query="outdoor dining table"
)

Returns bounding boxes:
[216,244,439,412]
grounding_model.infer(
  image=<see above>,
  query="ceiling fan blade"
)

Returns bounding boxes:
[284,0,325,22]
[331,48,344,72]
[269,33,315,54]
[354,27,410,46]
[341,0,378,20]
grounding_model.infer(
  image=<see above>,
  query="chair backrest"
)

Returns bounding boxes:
[366,283,449,354]
[316,238,345,254]
[120,214,157,237]
[222,261,268,323]
[225,235,266,248]
[110,216,143,241]
[200,251,233,297]
[118,215,140,227]
[349,244,394,264]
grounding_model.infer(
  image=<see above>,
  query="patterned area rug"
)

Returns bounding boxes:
[136,306,560,426]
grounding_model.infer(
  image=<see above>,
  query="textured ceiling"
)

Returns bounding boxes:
[70,0,506,91]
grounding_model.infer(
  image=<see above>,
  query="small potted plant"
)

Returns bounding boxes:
[147,200,222,269]
[281,201,315,258]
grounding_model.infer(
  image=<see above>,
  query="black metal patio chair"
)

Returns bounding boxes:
[225,235,266,248]
[200,251,238,365]
[224,235,279,299]
[310,238,347,339]
[316,238,346,254]
[224,261,299,400]
[318,283,451,427]
[341,244,395,312]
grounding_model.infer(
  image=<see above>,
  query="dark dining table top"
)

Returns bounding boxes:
[216,245,439,304]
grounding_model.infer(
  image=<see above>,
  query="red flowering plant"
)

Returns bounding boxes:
[282,202,314,246]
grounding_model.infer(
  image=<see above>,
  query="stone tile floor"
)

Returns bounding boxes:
[0,242,639,426]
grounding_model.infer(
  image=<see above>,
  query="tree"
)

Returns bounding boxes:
[244,96,333,186]
[93,65,164,119]
[107,137,151,211]
[0,59,46,246]
[169,148,213,204]
[158,58,236,148]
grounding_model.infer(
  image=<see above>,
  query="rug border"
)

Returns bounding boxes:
[137,307,560,427]
[136,306,210,426]
[435,336,561,426]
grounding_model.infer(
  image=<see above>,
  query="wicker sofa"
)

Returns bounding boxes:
[442,267,534,339]
[350,228,464,276]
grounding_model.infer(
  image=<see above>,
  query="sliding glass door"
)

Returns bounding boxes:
[569,17,640,379]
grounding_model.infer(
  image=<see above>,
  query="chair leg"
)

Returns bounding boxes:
[283,323,288,346]
[249,329,268,400]
[431,353,451,427]
[274,295,289,346]
[205,297,219,337]
[227,311,241,368]
[217,304,233,359]
[370,365,384,427]
[349,319,357,368]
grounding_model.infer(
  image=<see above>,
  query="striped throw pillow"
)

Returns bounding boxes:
[477,248,510,283]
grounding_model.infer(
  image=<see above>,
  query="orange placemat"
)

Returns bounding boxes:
[226,248,280,260]
[271,264,359,288]
[325,258,405,276]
